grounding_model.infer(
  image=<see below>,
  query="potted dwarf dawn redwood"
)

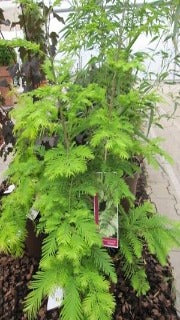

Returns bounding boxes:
[0,45,17,107]
[0,1,180,320]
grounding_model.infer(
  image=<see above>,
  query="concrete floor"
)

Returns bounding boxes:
[147,83,180,315]
[0,154,12,184]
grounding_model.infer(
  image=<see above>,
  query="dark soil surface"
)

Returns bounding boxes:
[0,254,59,320]
[0,169,179,320]
[113,251,178,320]
[113,170,179,320]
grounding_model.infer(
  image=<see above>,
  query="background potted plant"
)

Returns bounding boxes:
[0,45,17,107]
[0,0,64,160]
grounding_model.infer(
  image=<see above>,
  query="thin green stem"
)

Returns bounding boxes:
[44,5,70,150]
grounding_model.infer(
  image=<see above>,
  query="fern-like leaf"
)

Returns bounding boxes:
[131,269,150,296]
[24,270,55,319]
[83,291,115,320]
[61,279,83,320]
[91,247,117,283]
[45,145,94,179]
[41,232,57,263]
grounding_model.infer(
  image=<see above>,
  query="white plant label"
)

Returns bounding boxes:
[47,288,64,311]
[4,184,15,194]
[27,208,39,221]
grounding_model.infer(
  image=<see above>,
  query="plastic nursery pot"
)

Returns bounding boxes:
[125,172,140,195]
[0,66,14,107]
[121,172,140,213]
[35,79,48,89]
[25,219,44,260]
[39,79,48,87]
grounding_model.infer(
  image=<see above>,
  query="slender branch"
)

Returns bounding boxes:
[44,4,70,150]
[126,31,141,53]
[109,71,117,113]
[20,3,36,90]
[68,178,73,212]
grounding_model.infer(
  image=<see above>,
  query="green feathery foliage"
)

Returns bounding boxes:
[0,1,180,319]
[119,202,180,295]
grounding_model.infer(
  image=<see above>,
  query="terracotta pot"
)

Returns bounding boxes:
[0,66,14,107]
[25,219,44,259]
[35,79,48,89]
[121,172,140,212]
[39,79,48,87]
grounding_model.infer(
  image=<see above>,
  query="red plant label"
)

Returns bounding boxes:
[94,193,119,248]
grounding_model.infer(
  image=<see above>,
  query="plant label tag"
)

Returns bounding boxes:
[27,208,39,221]
[4,184,15,194]
[47,287,64,311]
[94,172,119,248]
[94,194,119,248]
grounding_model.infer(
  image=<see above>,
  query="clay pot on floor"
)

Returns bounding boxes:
[0,66,14,107]
[39,79,48,87]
